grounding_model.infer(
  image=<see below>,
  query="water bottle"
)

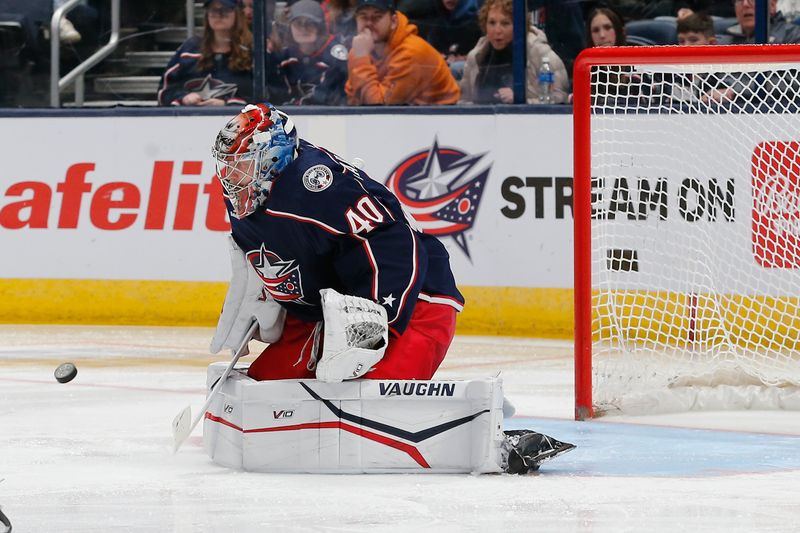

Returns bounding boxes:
[538,56,554,104]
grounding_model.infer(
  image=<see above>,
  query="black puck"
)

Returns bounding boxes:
[54,362,78,383]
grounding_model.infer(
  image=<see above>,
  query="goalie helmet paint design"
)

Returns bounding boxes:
[212,103,298,219]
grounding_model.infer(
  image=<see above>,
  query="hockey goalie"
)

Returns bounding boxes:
[199,102,575,474]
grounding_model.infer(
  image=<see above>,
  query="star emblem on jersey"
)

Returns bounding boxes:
[385,138,490,259]
[302,164,334,192]
[382,294,396,307]
[246,244,305,301]
[184,73,239,101]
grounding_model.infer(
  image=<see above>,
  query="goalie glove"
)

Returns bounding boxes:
[315,288,388,382]
[210,236,287,356]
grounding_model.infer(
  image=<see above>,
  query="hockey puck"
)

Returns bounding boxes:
[54,362,78,383]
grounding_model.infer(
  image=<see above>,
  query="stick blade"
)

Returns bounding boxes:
[172,405,192,453]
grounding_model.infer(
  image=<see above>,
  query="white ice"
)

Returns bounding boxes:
[1,325,799,532]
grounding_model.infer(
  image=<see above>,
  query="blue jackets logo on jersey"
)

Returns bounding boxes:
[246,244,305,301]
[385,139,490,259]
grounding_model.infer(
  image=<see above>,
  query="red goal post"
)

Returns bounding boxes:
[573,45,800,420]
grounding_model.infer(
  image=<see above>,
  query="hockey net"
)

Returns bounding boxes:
[573,45,800,418]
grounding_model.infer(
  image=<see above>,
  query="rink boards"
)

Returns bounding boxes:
[0,109,574,337]
[2,108,798,337]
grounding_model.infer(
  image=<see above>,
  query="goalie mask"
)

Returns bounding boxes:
[212,103,298,219]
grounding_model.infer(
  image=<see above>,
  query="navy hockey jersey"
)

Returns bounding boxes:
[158,36,252,106]
[266,35,349,106]
[228,139,464,336]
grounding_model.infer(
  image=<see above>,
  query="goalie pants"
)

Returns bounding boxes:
[246,301,457,381]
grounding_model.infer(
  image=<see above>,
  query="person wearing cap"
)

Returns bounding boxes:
[266,0,350,105]
[345,0,460,105]
[158,0,254,106]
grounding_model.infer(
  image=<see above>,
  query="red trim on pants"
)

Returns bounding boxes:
[246,300,457,381]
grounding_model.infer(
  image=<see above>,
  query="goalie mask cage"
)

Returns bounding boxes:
[573,45,800,420]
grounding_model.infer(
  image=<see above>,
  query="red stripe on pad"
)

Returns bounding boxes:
[204,412,430,468]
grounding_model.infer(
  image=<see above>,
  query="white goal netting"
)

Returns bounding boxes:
[586,58,800,415]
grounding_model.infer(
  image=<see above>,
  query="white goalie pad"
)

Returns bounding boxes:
[316,288,388,382]
[210,236,287,355]
[202,362,505,474]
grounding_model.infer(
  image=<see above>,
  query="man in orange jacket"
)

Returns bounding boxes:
[345,0,460,105]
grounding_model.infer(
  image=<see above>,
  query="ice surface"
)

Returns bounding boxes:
[1,326,799,532]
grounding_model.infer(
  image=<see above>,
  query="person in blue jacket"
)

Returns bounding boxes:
[267,0,349,105]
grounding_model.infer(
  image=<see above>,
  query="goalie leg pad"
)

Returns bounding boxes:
[210,236,287,356]
[203,363,506,474]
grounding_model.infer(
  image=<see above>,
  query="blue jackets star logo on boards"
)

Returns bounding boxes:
[385,138,490,259]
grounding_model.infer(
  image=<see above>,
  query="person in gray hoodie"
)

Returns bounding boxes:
[726,0,800,43]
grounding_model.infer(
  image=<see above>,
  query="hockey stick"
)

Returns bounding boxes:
[172,321,258,453]
[0,505,11,533]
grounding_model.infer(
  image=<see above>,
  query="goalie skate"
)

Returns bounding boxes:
[503,430,576,475]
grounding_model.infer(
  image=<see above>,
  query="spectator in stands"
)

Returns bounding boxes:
[727,0,800,43]
[398,0,482,80]
[459,0,568,104]
[345,0,460,105]
[325,0,359,44]
[158,0,253,106]
[581,8,639,106]
[677,11,717,44]
[666,13,736,103]
[586,7,627,47]
[243,0,253,23]
[709,1,800,108]
[266,0,349,105]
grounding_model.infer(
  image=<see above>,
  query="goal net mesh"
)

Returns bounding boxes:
[588,61,800,415]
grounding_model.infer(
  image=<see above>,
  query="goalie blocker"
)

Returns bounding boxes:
[203,363,575,474]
